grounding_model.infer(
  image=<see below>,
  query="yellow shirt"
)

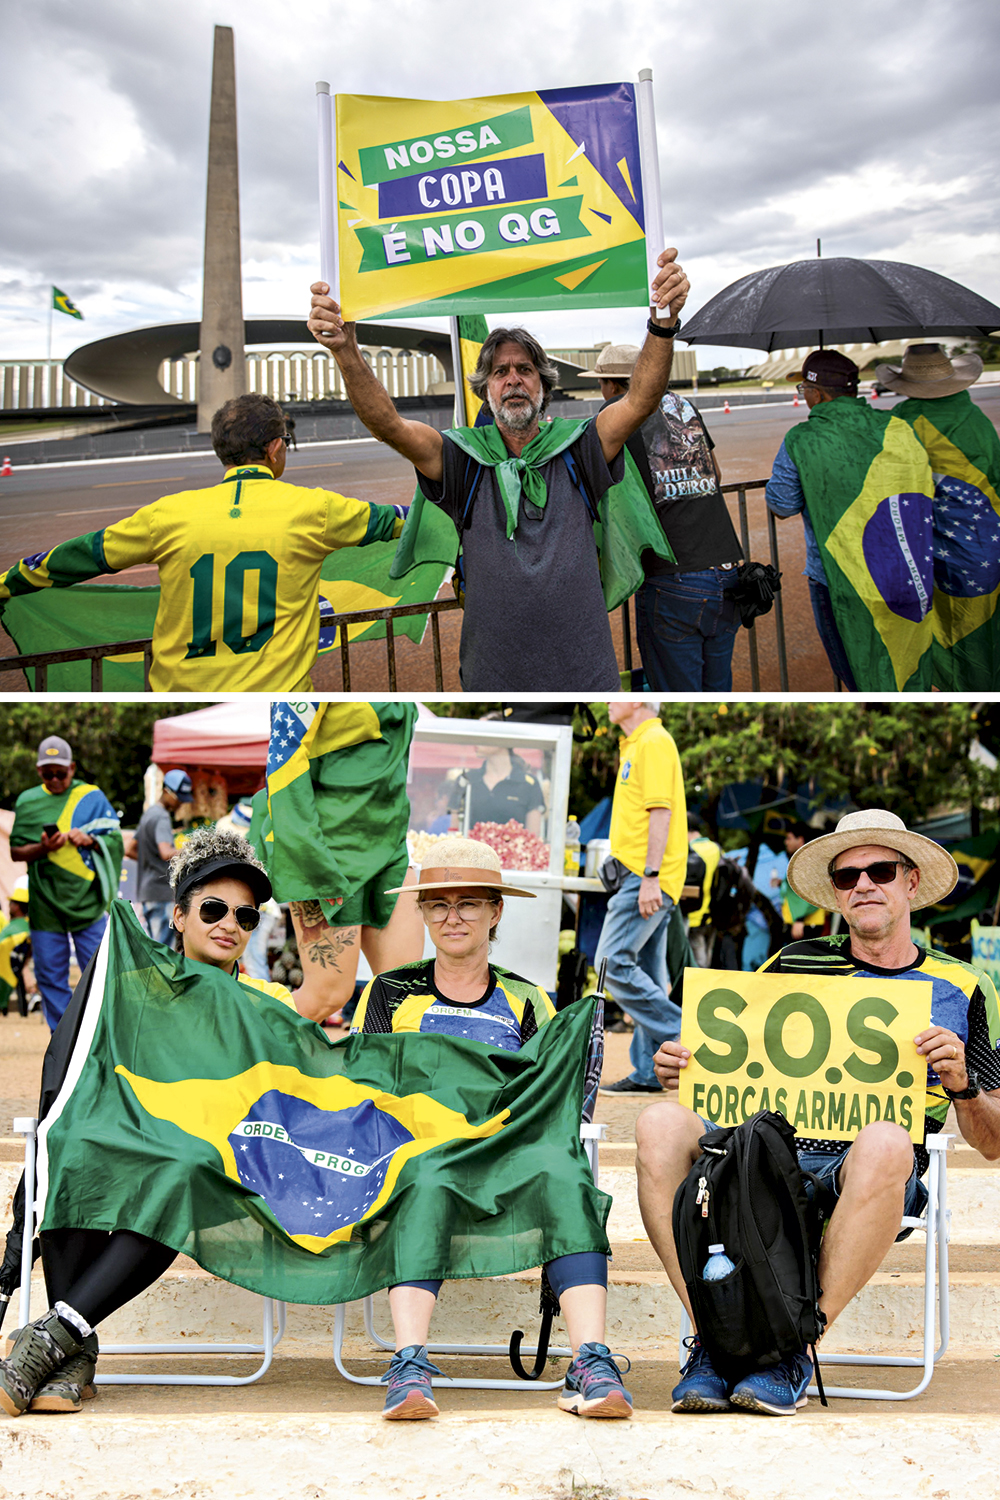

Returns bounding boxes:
[609,717,688,900]
[96,466,403,692]
[239,972,298,1011]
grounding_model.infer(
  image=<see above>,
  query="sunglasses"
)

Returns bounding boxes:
[197,897,261,932]
[830,861,906,892]
[39,765,70,780]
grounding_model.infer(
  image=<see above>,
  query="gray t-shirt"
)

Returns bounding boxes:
[418,421,624,691]
[136,803,175,902]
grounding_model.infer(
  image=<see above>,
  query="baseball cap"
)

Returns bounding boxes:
[163,769,193,802]
[36,736,73,768]
[786,350,859,391]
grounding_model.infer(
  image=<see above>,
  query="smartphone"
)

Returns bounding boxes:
[42,824,59,837]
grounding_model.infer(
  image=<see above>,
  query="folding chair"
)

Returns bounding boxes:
[331,991,611,1394]
[13,1117,287,1388]
[677,1133,952,1402]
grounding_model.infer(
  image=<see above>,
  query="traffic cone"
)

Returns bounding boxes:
[870,386,879,401]
[723,400,731,414]
[793,393,800,407]
[0,455,12,476]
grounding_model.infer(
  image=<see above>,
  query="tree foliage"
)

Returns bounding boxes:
[0,704,212,825]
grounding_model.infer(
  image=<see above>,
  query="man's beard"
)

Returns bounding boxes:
[489,387,544,433]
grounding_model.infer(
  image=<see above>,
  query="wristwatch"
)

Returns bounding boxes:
[643,866,660,878]
[943,1068,980,1100]
[647,316,681,339]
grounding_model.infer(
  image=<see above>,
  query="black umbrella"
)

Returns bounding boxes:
[681,257,1000,351]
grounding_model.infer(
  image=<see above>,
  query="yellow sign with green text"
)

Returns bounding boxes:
[334,83,648,320]
[679,970,930,1144]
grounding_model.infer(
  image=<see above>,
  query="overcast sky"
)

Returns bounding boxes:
[1,0,998,371]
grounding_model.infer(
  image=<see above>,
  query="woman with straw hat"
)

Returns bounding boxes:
[351,837,633,1424]
[877,344,1000,689]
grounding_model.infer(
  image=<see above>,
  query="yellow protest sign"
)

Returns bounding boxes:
[334,84,648,320]
[679,969,930,1144]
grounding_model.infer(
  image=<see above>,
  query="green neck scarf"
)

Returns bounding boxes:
[447,418,590,538]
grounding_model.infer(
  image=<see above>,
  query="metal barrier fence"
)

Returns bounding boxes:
[0,476,823,694]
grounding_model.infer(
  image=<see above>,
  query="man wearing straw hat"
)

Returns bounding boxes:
[636,808,1000,1417]
[582,344,743,692]
[877,344,1000,689]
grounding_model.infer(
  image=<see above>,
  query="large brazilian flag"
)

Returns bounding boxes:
[0,547,448,692]
[457,312,489,424]
[892,390,1000,690]
[249,701,416,928]
[36,903,609,1304]
[784,399,935,690]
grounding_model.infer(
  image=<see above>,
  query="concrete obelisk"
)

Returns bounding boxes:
[197,25,246,431]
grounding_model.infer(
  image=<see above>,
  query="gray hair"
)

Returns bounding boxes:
[467,328,559,410]
[169,825,268,903]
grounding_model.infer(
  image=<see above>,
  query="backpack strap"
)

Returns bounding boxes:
[561,448,599,525]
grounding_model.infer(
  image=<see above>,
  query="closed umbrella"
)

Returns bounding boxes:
[681,258,1000,351]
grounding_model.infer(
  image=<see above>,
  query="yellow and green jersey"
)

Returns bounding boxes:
[239,972,298,1012]
[758,934,1000,1170]
[0,465,405,692]
[352,958,555,1052]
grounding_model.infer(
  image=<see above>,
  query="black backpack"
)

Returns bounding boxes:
[679,848,707,915]
[673,1110,828,1399]
[707,855,755,934]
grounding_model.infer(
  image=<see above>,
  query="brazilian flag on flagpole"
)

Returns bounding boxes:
[892,390,1000,690]
[35,902,609,1305]
[249,700,416,926]
[0,917,30,1014]
[457,313,489,424]
[784,398,935,691]
[52,287,83,320]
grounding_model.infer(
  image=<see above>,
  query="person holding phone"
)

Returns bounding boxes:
[9,736,123,1030]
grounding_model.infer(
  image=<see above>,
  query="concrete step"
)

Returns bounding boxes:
[11,1246,996,1356]
[0,1353,997,1500]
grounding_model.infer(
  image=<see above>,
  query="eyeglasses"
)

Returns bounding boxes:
[795,383,807,396]
[197,897,261,932]
[420,899,495,923]
[280,433,292,445]
[830,861,907,892]
[39,765,70,780]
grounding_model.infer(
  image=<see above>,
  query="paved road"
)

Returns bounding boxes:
[1,389,998,694]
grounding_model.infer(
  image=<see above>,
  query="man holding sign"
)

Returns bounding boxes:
[636,808,1000,1416]
[307,250,687,690]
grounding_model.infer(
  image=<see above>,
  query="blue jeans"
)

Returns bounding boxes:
[142,902,173,946]
[636,569,740,691]
[807,578,858,691]
[595,874,679,1086]
[31,915,108,1031]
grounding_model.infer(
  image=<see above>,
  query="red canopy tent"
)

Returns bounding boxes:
[152,702,271,796]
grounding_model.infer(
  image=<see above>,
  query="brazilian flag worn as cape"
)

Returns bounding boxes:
[784,398,935,690]
[892,390,1000,690]
[249,701,415,927]
[390,416,675,612]
[36,903,610,1305]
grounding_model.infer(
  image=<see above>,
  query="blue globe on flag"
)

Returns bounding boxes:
[861,493,934,622]
[229,1089,414,1237]
[931,475,1000,599]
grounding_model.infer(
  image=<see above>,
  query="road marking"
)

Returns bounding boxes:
[91,478,185,488]
[285,463,343,470]
[56,505,142,517]
[13,436,378,473]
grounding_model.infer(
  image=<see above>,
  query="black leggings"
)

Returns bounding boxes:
[40,1229,177,1329]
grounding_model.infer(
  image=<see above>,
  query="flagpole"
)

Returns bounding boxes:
[636,68,667,312]
[450,318,467,428]
[315,82,339,301]
[47,289,53,407]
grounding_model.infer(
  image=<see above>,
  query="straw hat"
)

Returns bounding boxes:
[787,810,958,913]
[385,837,536,898]
[875,343,983,398]
[578,343,641,381]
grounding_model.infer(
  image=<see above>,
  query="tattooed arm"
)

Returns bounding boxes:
[288,899,360,1021]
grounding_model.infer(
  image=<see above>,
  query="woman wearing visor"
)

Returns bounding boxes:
[0,827,336,1419]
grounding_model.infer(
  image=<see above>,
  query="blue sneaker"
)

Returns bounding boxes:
[671,1335,731,1413]
[380,1344,442,1420]
[730,1350,813,1415]
[557,1342,633,1418]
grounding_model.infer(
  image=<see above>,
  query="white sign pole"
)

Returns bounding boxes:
[636,68,667,313]
[315,82,339,301]
[450,318,468,428]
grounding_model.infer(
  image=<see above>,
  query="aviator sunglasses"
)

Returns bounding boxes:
[197,897,261,932]
[830,860,906,892]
